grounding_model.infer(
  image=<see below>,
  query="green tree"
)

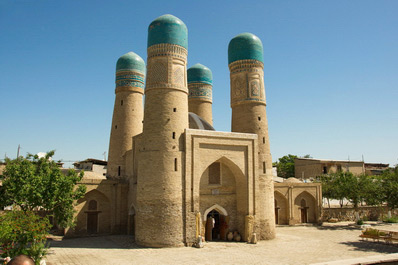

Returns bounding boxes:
[274,154,297,179]
[382,166,398,211]
[0,211,50,264]
[0,151,86,228]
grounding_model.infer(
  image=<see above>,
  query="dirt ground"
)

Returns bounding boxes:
[46,222,398,265]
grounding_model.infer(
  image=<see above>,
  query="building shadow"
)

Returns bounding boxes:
[48,235,143,250]
[340,240,398,253]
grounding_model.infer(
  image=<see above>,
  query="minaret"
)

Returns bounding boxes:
[136,14,188,247]
[228,33,275,239]
[107,52,145,179]
[187,63,213,125]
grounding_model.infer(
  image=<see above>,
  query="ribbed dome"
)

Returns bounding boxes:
[187,63,212,85]
[116,52,145,73]
[228,33,263,64]
[148,14,188,49]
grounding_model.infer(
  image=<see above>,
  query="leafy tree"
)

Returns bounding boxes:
[0,151,86,228]
[274,154,297,179]
[0,210,50,265]
[382,166,398,211]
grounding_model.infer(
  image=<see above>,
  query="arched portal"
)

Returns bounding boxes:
[87,200,98,234]
[300,199,308,223]
[274,191,288,225]
[77,189,111,235]
[199,157,246,241]
[294,191,316,223]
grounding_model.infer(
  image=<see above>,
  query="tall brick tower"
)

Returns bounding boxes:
[136,14,188,247]
[228,33,275,239]
[107,52,145,179]
[187,63,213,125]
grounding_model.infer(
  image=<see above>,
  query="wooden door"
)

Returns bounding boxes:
[87,212,98,234]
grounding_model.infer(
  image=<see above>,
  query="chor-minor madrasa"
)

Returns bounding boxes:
[68,14,322,247]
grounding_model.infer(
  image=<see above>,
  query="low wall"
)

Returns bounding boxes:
[322,206,398,221]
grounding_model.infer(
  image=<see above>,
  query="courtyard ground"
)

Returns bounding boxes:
[46,222,398,265]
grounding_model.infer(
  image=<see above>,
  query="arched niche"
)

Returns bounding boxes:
[198,156,247,241]
[274,191,288,225]
[294,191,316,223]
[76,189,111,234]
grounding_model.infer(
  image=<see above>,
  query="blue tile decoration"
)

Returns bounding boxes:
[148,14,188,49]
[228,33,264,64]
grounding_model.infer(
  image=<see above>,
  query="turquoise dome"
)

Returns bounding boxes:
[228,33,264,64]
[116,52,145,73]
[187,63,212,85]
[148,14,188,49]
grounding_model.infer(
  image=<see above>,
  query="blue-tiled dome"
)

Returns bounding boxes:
[228,33,263,64]
[116,52,145,73]
[187,63,212,85]
[148,14,188,49]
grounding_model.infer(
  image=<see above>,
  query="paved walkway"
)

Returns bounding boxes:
[46,223,398,265]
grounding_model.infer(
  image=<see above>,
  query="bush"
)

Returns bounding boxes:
[356,219,364,225]
[0,211,50,265]
[383,216,398,223]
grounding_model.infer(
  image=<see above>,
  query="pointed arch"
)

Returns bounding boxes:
[77,189,110,204]
[294,190,316,223]
[203,204,228,221]
[201,155,245,181]
[294,191,316,206]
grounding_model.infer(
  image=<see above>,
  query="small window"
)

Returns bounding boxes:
[173,108,177,112]
[258,116,261,121]
[263,137,265,144]
[172,132,176,139]
[115,125,117,129]
[263,162,266,173]
[118,166,121,176]
[209,162,221,185]
[88,200,97,211]
[174,158,178,171]
[121,100,123,106]
[323,166,327,174]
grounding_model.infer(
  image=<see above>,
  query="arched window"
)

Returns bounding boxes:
[88,200,97,211]
[209,162,221,185]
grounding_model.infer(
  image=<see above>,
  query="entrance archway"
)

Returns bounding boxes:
[300,199,308,223]
[87,200,98,234]
[275,199,279,224]
[203,204,229,241]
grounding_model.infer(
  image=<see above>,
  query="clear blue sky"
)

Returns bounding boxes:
[1,0,397,167]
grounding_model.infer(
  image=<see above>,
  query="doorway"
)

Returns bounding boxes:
[275,199,280,224]
[206,210,221,241]
[87,200,98,234]
[300,199,308,223]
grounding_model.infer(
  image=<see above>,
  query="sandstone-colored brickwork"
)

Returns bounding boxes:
[274,182,322,225]
[135,42,188,247]
[107,69,144,179]
[229,58,275,239]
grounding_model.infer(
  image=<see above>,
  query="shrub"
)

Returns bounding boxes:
[356,219,364,225]
[383,216,398,223]
[0,211,50,265]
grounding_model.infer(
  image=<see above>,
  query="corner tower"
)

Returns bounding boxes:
[107,52,145,179]
[136,14,188,247]
[188,63,213,125]
[228,33,275,239]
